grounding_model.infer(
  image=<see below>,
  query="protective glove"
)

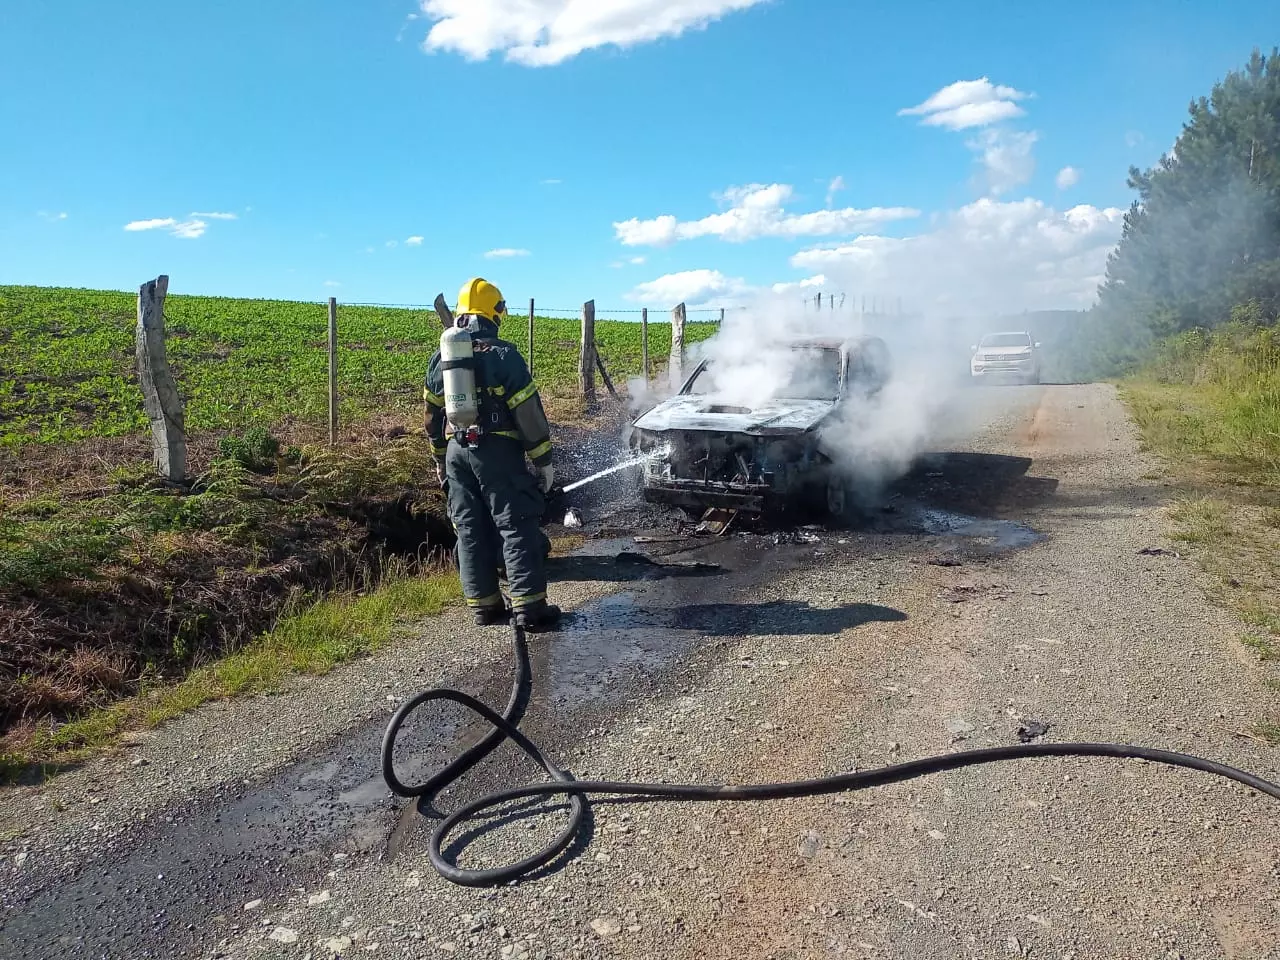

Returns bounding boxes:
[538,464,555,494]
[434,461,446,489]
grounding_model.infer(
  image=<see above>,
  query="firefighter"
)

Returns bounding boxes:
[424,278,561,632]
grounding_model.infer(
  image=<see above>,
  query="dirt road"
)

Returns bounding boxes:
[2,384,1278,959]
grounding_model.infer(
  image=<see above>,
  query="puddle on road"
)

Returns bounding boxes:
[910,508,1047,552]
[542,592,686,704]
[569,536,637,557]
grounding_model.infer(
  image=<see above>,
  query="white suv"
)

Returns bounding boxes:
[970,331,1042,385]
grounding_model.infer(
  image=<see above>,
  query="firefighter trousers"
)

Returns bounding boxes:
[444,437,549,612]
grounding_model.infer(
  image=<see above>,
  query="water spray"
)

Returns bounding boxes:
[552,446,670,497]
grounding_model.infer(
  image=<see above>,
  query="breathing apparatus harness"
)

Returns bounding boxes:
[383,623,1280,889]
[439,314,515,449]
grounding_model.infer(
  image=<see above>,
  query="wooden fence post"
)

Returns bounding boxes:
[528,298,536,378]
[670,302,686,389]
[135,275,186,483]
[641,307,650,385]
[327,297,338,446]
[579,300,597,404]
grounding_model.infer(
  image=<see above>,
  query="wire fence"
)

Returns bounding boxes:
[338,301,740,320]
[336,291,912,319]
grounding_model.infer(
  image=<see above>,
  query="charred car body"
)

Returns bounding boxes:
[626,335,892,517]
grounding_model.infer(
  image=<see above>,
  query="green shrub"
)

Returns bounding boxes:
[218,426,281,472]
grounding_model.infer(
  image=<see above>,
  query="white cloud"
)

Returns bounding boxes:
[614,183,919,247]
[124,218,177,232]
[626,269,748,307]
[1056,166,1081,190]
[899,77,1031,131]
[1125,130,1145,149]
[396,11,420,41]
[629,255,646,265]
[825,176,846,207]
[169,220,207,239]
[901,81,1040,198]
[541,178,562,185]
[324,280,342,287]
[484,247,531,258]
[124,215,215,238]
[420,0,767,67]
[386,240,399,248]
[969,129,1038,196]
[789,198,1125,314]
[406,235,425,246]
[610,255,648,268]
[190,211,237,220]
[615,214,681,246]
[771,274,827,294]
[38,211,69,222]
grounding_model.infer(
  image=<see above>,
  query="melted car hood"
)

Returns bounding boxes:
[631,395,836,435]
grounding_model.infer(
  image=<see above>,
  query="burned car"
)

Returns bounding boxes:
[626,335,892,517]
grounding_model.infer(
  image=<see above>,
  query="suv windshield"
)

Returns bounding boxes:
[980,333,1031,348]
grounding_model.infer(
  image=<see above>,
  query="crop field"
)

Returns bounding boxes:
[0,286,717,456]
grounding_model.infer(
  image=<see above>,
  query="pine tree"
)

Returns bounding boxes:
[1081,47,1280,375]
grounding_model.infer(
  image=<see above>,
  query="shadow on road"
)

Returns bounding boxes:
[895,452,1061,516]
[670,601,906,636]
[567,599,907,637]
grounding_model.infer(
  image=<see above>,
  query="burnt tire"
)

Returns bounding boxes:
[826,478,849,520]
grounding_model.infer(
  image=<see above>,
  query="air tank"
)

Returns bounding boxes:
[440,325,478,430]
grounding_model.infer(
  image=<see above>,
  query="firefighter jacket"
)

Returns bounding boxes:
[423,317,553,468]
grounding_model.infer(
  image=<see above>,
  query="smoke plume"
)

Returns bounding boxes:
[635,289,1015,506]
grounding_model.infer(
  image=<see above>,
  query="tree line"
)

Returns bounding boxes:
[1064,47,1280,378]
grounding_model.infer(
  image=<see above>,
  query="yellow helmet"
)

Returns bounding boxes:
[456,277,507,324]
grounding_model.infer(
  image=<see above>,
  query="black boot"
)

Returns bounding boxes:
[473,605,510,627]
[514,600,562,633]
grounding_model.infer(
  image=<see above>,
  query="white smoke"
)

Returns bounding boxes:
[633,288,1009,505]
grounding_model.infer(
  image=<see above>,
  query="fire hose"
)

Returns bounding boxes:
[381,625,1280,889]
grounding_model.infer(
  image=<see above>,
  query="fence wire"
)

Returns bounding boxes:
[336,299,902,316]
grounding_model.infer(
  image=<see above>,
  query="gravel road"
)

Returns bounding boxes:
[2,383,1277,960]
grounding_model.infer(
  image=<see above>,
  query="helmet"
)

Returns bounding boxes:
[456,277,507,325]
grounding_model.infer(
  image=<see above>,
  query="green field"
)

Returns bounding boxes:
[0,286,717,454]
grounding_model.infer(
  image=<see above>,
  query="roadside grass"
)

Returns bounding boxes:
[1121,323,1280,735]
[0,563,460,782]
[1167,496,1233,544]
[1242,633,1278,662]
[0,427,455,740]
[1256,721,1280,745]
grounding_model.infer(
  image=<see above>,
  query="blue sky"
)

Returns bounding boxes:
[1,1,1276,317]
